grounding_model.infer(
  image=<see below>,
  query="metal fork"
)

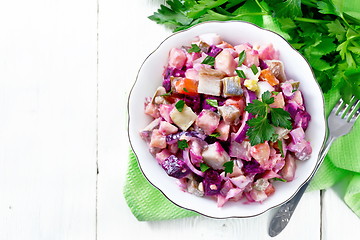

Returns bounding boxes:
[269,96,360,237]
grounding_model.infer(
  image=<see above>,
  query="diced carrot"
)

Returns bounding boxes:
[220,41,234,49]
[175,78,198,95]
[265,183,275,197]
[259,68,279,86]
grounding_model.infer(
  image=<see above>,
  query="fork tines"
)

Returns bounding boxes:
[336,96,360,122]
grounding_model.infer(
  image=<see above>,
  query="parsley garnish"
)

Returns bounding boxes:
[149,0,360,104]
[160,89,172,97]
[177,139,188,150]
[200,162,210,172]
[272,91,280,96]
[250,64,258,75]
[223,160,234,176]
[273,177,287,182]
[209,132,221,138]
[206,99,218,108]
[235,69,247,79]
[277,139,284,158]
[175,100,185,112]
[238,50,246,67]
[201,55,215,66]
[245,91,293,146]
[183,87,189,93]
[187,44,201,53]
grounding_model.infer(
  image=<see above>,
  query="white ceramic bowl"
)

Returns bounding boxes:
[128,21,326,218]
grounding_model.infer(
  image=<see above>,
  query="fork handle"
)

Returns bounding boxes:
[268,134,336,237]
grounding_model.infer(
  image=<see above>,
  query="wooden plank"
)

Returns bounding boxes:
[322,180,360,239]
[0,1,98,239]
[97,0,321,240]
[117,191,320,240]
[97,0,171,237]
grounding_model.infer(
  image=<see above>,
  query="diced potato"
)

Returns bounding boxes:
[257,81,275,98]
[168,48,186,70]
[158,121,178,135]
[170,104,197,131]
[214,49,237,76]
[149,129,167,149]
[250,142,270,167]
[280,153,296,182]
[195,109,220,135]
[199,33,222,45]
[202,142,230,170]
[215,120,230,141]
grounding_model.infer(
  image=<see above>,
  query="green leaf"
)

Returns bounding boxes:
[273,177,287,182]
[148,2,193,26]
[246,117,276,146]
[206,99,218,108]
[317,0,342,18]
[326,19,346,42]
[277,139,284,157]
[272,0,302,19]
[223,160,234,176]
[238,50,246,67]
[209,132,221,138]
[177,139,189,150]
[200,162,210,172]
[236,69,247,79]
[245,99,268,117]
[175,100,185,112]
[187,44,201,53]
[201,55,215,65]
[311,37,337,56]
[277,18,297,31]
[160,89,173,97]
[270,107,293,129]
[183,87,189,93]
[250,64,259,75]
[261,91,274,105]
[186,0,228,19]
[309,55,335,71]
[269,134,279,142]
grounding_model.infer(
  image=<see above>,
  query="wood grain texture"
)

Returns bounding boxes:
[1,0,359,239]
[322,178,360,240]
[0,1,98,239]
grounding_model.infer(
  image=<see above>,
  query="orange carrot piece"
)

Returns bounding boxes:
[175,78,198,95]
[259,68,279,86]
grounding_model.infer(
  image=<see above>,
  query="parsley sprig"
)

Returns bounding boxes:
[149,0,360,103]
[245,91,292,146]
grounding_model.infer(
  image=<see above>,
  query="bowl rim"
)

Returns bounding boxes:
[127,20,327,219]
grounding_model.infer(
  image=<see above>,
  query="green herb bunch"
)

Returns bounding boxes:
[149,0,360,103]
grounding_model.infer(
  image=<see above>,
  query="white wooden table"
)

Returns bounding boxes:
[1,1,359,239]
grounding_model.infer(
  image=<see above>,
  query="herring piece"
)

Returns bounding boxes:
[218,105,241,125]
[202,142,230,170]
[199,33,222,46]
[170,104,197,131]
[198,68,227,96]
[265,60,287,82]
[222,76,243,97]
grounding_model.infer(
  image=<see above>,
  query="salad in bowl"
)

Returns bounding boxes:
[128,21,326,218]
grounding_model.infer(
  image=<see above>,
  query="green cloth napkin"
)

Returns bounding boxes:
[124,87,360,221]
